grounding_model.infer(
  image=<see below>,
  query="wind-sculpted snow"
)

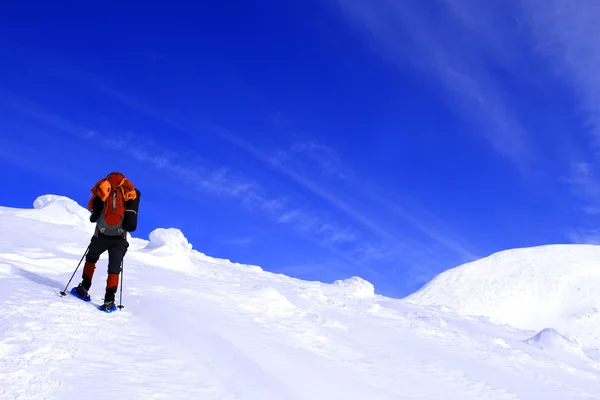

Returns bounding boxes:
[15,195,92,227]
[406,245,600,348]
[333,276,375,298]
[132,228,264,277]
[144,228,194,253]
[1,195,600,399]
[524,328,588,359]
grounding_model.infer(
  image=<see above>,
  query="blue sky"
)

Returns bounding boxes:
[1,0,600,298]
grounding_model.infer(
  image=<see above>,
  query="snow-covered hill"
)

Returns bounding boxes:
[1,195,600,399]
[406,245,600,349]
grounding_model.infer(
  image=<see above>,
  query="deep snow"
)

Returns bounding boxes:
[406,245,600,350]
[1,195,600,399]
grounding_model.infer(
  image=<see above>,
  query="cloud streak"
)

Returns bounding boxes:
[502,1,600,213]
[62,76,412,262]
[271,137,480,262]
[23,54,486,292]
[100,133,367,250]
[518,0,600,151]
[333,0,535,172]
[565,227,600,245]
[332,0,600,254]
[0,90,368,263]
[30,56,484,273]
[290,141,350,180]
[564,161,600,213]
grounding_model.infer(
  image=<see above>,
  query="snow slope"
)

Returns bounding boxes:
[406,245,600,349]
[1,195,600,399]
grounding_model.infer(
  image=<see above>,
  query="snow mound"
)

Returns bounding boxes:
[333,276,375,298]
[524,328,587,358]
[16,195,90,226]
[142,228,193,254]
[405,244,600,347]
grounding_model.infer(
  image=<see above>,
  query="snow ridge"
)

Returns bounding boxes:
[18,195,92,227]
[406,245,600,348]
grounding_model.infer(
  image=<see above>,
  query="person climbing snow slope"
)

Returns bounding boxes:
[73,172,140,312]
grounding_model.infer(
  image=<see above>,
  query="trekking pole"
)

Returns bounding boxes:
[60,244,91,296]
[117,259,124,310]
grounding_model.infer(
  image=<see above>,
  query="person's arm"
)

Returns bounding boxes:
[90,196,104,223]
[122,189,141,232]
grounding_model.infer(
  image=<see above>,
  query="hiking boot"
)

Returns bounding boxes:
[99,300,116,312]
[73,282,90,300]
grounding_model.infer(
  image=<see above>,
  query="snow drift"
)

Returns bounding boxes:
[143,227,193,253]
[406,245,600,347]
[524,328,588,358]
[2,195,600,400]
[18,195,92,227]
[333,276,375,298]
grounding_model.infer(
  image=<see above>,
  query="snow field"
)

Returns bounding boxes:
[1,195,600,399]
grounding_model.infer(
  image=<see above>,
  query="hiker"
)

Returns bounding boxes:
[73,172,140,311]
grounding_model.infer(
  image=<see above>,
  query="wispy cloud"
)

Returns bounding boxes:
[276,208,358,245]
[289,141,351,180]
[518,0,600,152]
[564,161,600,213]
[0,135,86,189]
[366,191,480,261]
[510,1,600,212]
[26,55,483,292]
[73,80,411,257]
[333,0,535,172]
[0,90,367,260]
[271,136,479,262]
[332,0,600,259]
[99,132,366,248]
[32,59,459,269]
[565,227,600,245]
[0,102,92,188]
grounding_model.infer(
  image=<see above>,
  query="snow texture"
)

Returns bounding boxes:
[333,276,375,298]
[146,228,193,251]
[1,195,600,399]
[406,245,600,348]
[523,328,588,359]
[18,195,92,227]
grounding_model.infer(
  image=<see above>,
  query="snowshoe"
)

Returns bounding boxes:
[98,300,117,313]
[70,284,91,302]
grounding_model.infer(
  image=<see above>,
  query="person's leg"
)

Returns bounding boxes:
[75,236,108,298]
[103,238,129,304]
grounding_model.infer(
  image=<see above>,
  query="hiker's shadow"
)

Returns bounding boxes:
[10,265,65,294]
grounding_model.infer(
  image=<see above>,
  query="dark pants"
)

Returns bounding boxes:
[81,234,129,302]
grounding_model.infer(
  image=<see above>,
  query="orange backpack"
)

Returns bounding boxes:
[87,172,137,234]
